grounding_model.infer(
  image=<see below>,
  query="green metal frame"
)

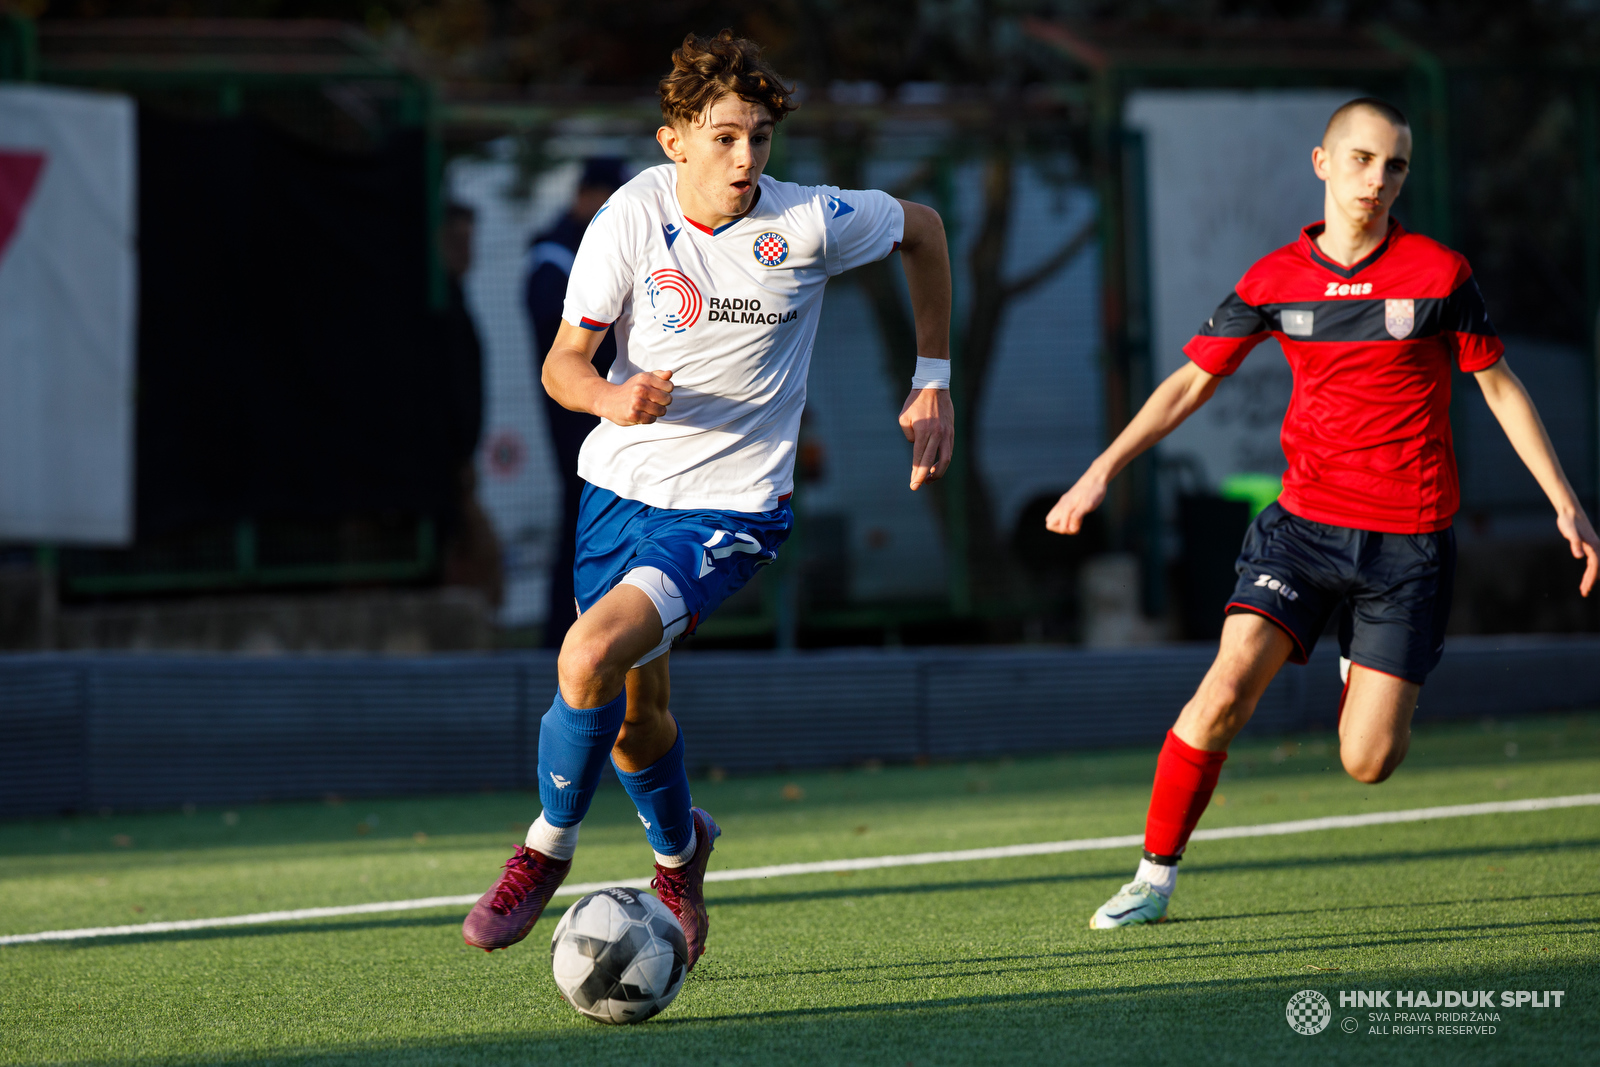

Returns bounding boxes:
[931,154,973,619]
[9,21,445,312]
[2,18,449,598]
[0,14,37,81]
[1368,25,1453,245]
[61,519,437,597]
[1582,76,1600,509]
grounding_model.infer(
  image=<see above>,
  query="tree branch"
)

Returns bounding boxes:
[1001,217,1096,301]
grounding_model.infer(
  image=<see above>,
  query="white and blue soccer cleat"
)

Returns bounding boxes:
[1089,880,1170,929]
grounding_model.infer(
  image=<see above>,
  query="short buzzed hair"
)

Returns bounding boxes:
[1323,97,1410,146]
[658,30,798,128]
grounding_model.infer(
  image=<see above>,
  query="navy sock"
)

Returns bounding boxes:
[536,689,628,829]
[614,727,694,856]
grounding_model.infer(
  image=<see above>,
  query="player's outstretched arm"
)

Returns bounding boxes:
[1474,359,1600,595]
[894,199,955,491]
[1046,361,1221,535]
[541,319,675,427]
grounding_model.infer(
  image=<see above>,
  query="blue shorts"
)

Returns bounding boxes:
[1225,502,1456,684]
[572,483,793,662]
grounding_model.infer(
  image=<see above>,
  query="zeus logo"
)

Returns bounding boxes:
[646,268,703,333]
[1254,573,1300,601]
[549,772,572,789]
[1325,281,1374,296]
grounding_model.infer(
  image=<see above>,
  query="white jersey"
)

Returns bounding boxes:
[562,164,904,512]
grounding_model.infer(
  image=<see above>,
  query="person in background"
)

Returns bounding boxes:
[439,201,504,609]
[525,158,626,648]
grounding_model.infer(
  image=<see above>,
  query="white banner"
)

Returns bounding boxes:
[1126,89,1355,488]
[0,85,136,544]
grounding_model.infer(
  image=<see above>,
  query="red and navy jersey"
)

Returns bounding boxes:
[1184,221,1504,535]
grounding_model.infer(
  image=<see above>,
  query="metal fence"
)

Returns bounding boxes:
[4,635,1596,818]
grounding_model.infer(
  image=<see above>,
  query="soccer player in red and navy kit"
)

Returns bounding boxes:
[1046,98,1600,928]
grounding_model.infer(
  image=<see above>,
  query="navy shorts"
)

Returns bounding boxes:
[1225,502,1456,684]
[573,483,792,660]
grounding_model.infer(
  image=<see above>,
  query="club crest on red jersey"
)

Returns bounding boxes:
[753,231,789,267]
[1385,298,1415,339]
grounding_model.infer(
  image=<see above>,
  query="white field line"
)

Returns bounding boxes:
[4,792,1597,947]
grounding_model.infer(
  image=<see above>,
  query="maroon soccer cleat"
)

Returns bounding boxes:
[462,845,572,952]
[651,807,721,970]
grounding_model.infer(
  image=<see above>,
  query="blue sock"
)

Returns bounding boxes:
[614,727,694,856]
[536,689,628,829]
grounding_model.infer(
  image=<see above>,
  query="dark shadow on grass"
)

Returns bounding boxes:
[39,957,1598,1067]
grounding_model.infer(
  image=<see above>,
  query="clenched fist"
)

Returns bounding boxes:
[602,369,675,426]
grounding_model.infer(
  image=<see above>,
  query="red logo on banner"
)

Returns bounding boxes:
[0,151,47,263]
[485,430,526,479]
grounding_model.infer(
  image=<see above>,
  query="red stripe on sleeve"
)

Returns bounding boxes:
[1184,333,1266,377]
[578,317,610,332]
[1451,332,1504,373]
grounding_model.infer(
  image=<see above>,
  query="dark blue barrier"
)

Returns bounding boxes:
[2,635,1596,818]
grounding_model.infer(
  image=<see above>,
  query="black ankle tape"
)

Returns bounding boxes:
[1142,850,1182,866]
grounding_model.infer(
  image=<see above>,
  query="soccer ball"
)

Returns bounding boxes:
[550,886,688,1024]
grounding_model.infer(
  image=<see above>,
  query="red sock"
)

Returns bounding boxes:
[1143,730,1228,860]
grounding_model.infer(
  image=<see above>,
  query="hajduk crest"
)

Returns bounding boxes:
[1385,298,1415,339]
[753,231,789,267]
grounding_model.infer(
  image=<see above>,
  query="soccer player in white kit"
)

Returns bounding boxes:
[463,31,955,968]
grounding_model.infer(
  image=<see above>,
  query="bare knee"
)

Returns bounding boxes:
[557,638,626,706]
[1341,741,1405,784]
[1176,613,1294,745]
[1343,755,1391,784]
[1209,677,1256,717]
[1337,669,1415,784]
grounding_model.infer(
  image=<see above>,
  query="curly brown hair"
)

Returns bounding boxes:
[658,30,798,128]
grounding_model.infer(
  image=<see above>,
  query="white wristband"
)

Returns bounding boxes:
[911,356,951,390]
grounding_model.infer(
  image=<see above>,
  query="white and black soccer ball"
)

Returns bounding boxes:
[550,886,688,1024]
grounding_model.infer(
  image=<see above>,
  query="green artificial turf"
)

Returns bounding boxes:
[2,713,1596,1066]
